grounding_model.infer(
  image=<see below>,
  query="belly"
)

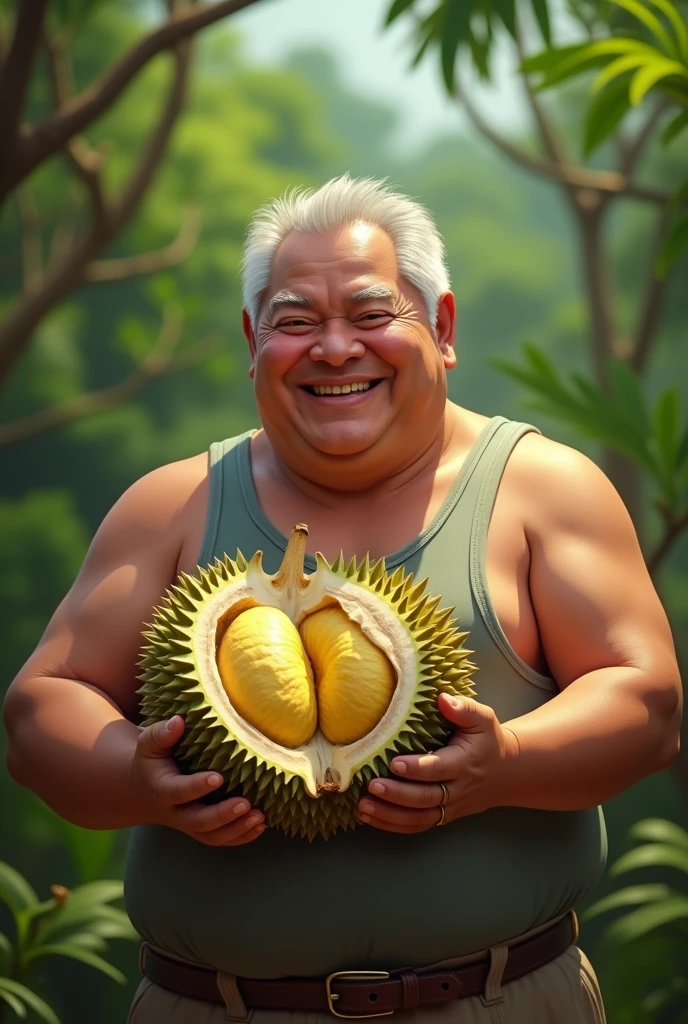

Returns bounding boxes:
[124,807,606,978]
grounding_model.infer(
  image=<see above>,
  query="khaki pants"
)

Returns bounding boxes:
[127,934,606,1024]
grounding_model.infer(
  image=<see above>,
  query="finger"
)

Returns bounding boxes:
[388,745,462,782]
[357,811,432,835]
[177,797,262,835]
[154,764,226,807]
[358,797,442,830]
[194,814,267,847]
[137,716,185,757]
[364,778,452,809]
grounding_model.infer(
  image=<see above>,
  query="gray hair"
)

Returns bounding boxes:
[240,173,451,332]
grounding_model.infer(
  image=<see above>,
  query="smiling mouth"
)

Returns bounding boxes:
[301,379,383,397]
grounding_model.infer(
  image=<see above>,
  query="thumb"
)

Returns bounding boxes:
[138,715,184,757]
[438,693,493,732]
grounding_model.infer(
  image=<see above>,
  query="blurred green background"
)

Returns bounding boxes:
[1,1,687,1021]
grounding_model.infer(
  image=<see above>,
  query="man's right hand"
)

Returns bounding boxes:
[131,715,266,846]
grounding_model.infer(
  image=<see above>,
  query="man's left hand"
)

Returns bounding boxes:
[357,693,519,833]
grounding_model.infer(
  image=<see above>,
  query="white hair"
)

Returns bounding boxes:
[240,173,451,332]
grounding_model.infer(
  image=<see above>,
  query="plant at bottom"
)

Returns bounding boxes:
[0,861,137,1023]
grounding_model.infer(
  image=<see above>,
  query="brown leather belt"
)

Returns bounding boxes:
[139,910,578,1016]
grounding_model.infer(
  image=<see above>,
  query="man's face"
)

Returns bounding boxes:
[242,222,456,480]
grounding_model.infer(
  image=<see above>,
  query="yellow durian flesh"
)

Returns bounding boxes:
[217,605,317,748]
[137,524,478,841]
[299,605,396,745]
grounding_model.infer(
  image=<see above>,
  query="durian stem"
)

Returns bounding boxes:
[271,524,310,603]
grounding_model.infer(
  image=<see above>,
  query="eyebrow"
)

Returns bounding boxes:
[265,284,397,320]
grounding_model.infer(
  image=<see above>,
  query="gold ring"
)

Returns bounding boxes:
[435,805,446,827]
[438,782,450,806]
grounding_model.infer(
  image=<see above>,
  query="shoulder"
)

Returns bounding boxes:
[92,452,209,558]
[506,428,635,541]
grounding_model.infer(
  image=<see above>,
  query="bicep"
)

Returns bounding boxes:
[525,445,678,692]
[10,468,185,721]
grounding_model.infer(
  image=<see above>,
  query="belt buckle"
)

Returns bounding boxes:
[325,971,393,1018]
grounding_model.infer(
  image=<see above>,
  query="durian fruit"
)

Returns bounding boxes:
[137,524,477,841]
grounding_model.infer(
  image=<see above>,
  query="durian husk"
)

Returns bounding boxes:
[137,526,477,841]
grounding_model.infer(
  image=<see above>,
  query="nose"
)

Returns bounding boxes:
[307,318,366,366]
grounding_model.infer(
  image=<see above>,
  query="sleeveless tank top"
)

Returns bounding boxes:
[124,415,607,978]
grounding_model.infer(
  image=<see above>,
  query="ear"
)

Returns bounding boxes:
[242,308,257,379]
[435,291,457,371]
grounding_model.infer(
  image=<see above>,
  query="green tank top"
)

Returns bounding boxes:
[124,415,607,977]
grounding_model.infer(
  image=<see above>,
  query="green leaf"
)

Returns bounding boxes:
[630,819,688,850]
[492,0,517,37]
[656,214,688,275]
[440,0,473,93]
[609,0,677,55]
[39,901,128,942]
[607,358,652,440]
[629,58,688,106]
[592,53,650,93]
[383,0,418,27]
[0,980,60,1024]
[652,388,681,476]
[526,39,656,90]
[604,897,688,942]
[611,842,688,876]
[25,943,127,983]
[0,988,27,1017]
[0,932,13,975]
[530,0,552,45]
[583,883,673,920]
[0,863,39,917]
[662,108,688,145]
[584,77,633,153]
[644,0,688,61]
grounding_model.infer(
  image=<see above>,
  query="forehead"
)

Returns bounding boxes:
[267,223,399,295]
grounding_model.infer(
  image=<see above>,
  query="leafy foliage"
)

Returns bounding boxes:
[491,343,688,530]
[583,819,688,1021]
[0,862,137,1023]
[523,0,688,270]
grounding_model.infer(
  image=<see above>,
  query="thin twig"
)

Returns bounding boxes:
[515,30,570,167]
[4,0,263,199]
[617,98,672,179]
[84,206,202,283]
[0,308,223,448]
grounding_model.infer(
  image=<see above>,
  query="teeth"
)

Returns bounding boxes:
[312,381,372,396]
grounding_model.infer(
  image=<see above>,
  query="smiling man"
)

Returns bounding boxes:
[3,174,682,1024]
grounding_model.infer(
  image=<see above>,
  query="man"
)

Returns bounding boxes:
[4,173,682,1024]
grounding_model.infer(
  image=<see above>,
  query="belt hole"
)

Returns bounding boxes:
[441,983,450,991]
[368,993,378,1003]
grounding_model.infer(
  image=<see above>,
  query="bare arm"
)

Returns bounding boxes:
[3,459,265,843]
[498,437,682,808]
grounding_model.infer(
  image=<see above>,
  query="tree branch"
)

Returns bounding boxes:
[84,206,202,283]
[616,98,672,180]
[630,205,675,374]
[15,185,43,295]
[515,31,570,168]
[458,87,671,206]
[42,31,106,225]
[3,0,263,200]
[0,306,223,448]
[0,0,49,184]
[0,37,193,392]
[647,506,688,580]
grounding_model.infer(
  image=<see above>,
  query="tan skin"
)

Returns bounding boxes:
[3,222,682,845]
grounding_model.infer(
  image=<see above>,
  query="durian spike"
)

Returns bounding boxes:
[270,524,310,600]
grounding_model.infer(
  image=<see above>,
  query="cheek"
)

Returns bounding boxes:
[254,336,307,382]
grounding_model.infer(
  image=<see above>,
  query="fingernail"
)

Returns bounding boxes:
[254,825,266,834]
[392,760,407,773]
[360,800,375,814]
[369,782,385,795]
[208,774,222,787]
[233,802,248,815]
[359,814,371,823]
[247,815,263,828]
[166,718,175,731]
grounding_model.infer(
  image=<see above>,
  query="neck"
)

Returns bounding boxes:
[254,404,464,512]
